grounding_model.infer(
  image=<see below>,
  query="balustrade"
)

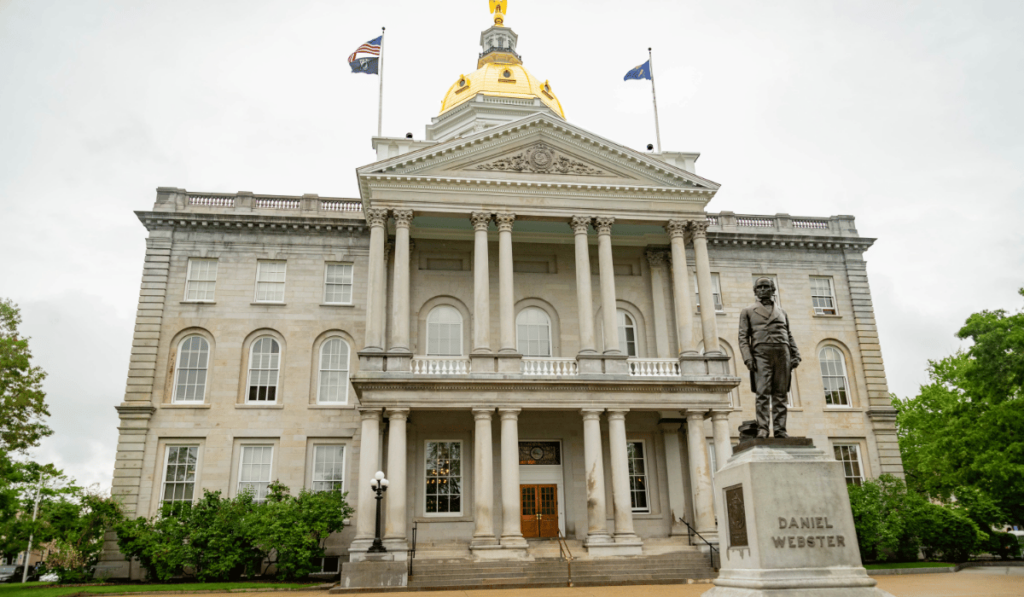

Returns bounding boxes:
[255,197,301,210]
[521,357,578,376]
[627,358,680,377]
[410,356,470,375]
[189,195,235,207]
[321,200,363,212]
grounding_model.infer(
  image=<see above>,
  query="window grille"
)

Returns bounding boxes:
[174,336,209,403]
[255,261,286,303]
[185,259,217,302]
[317,338,350,403]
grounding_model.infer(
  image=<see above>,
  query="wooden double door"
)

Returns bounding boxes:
[521,484,559,538]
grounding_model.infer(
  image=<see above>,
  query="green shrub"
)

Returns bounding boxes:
[847,474,924,562]
[114,482,352,582]
[986,531,1022,560]
[910,502,982,563]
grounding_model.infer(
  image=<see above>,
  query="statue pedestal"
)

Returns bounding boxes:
[703,441,893,597]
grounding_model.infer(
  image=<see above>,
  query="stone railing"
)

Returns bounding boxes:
[189,195,235,208]
[411,356,470,375]
[255,198,300,210]
[792,219,829,230]
[522,357,578,376]
[735,216,773,227]
[628,358,680,377]
[167,189,363,218]
[321,200,363,212]
[704,212,859,237]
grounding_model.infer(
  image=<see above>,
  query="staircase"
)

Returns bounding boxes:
[405,547,716,590]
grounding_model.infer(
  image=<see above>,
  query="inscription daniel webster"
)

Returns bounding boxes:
[773,516,846,549]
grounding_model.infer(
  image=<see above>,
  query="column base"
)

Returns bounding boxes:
[494,352,523,373]
[585,534,643,557]
[385,350,412,372]
[703,568,892,597]
[336,557,406,590]
[469,353,497,373]
[358,350,386,372]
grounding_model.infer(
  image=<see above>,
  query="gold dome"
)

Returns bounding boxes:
[439,62,565,118]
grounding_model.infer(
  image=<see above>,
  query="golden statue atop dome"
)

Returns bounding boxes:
[489,0,507,26]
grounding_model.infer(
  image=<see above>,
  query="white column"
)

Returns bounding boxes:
[383,408,409,542]
[496,213,517,353]
[690,220,720,354]
[606,410,637,539]
[471,212,492,353]
[660,422,688,536]
[646,250,671,358]
[499,408,526,547]
[686,411,717,538]
[581,409,611,543]
[472,408,497,545]
[595,217,620,354]
[711,411,732,472]
[666,220,696,355]
[390,211,413,353]
[363,208,389,351]
[355,409,382,542]
[571,216,596,353]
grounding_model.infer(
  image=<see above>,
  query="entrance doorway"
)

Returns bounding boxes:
[521,484,559,538]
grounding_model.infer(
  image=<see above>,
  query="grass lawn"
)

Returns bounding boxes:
[0,582,318,597]
[864,561,955,569]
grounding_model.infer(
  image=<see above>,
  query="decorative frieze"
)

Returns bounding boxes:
[473,142,605,176]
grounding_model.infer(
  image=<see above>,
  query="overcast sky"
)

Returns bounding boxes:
[1,0,1022,490]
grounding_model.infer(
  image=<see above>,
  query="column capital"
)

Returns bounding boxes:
[569,215,592,235]
[606,409,629,421]
[472,407,494,420]
[594,216,615,236]
[495,212,516,232]
[365,207,389,228]
[658,421,682,433]
[645,249,668,268]
[471,211,492,231]
[580,408,604,421]
[665,219,688,239]
[393,209,414,228]
[685,410,707,422]
[710,410,731,422]
[498,408,522,420]
[386,407,411,419]
[688,219,709,239]
[359,408,383,421]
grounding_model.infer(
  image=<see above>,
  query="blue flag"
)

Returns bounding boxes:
[624,60,652,81]
[350,57,379,75]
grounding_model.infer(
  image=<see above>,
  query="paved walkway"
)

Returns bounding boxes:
[278,568,1024,597]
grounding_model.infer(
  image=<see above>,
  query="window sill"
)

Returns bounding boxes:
[813,313,842,318]
[161,403,212,409]
[824,407,862,412]
[180,301,216,305]
[320,303,355,308]
[251,302,286,306]
[236,403,285,409]
[414,515,472,523]
[309,404,355,409]
[632,512,662,520]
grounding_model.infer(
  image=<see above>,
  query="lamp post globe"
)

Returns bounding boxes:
[368,472,389,554]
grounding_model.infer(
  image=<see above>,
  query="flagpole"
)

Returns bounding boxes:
[648,47,662,153]
[377,26,385,137]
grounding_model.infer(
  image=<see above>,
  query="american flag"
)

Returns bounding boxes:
[348,35,382,64]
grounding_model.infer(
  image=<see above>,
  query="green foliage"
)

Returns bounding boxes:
[986,530,1022,560]
[896,288,1024,525]
[115,482,352,582]
[38,490,124,582]
[0,299,52,458]
[910,502,982,563]
[847,474,924,562]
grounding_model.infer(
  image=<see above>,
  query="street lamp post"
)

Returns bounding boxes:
[368,471,389,554]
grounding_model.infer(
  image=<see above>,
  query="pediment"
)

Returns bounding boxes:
[359,114,719,193]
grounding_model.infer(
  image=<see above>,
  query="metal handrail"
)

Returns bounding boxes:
[679,517,719,570]
[556,531,574,587]
[407,521,417,578]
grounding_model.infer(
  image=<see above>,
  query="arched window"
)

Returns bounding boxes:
[174,336,209,403]
[819,346,850,407]
[517,307,552,357]
[618,310,637,357]
[426,306,463,356]
[317,338,350,404]
[247,337,280,402]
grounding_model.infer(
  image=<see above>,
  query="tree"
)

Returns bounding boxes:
[847,474,925,562]
[896,288,1024,525]
[0,299,51,459]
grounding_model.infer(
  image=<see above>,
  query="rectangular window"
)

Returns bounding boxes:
[627,441,650,513]
[751,274,781,305]
[694,273,724,312]
[238,446,273,502]
[323,263,354,305]
[810,276,837,315]
[833,444,864,486]
[309,556,340,574]
[424,441,462,515]
[162,446,198,506]
[312,445,345,492]
[185,259,218,302]
[255,261,287,303]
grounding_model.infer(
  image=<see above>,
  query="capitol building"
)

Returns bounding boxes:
[101,4,904,582]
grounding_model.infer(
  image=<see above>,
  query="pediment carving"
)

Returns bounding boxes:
[472,142,605,176]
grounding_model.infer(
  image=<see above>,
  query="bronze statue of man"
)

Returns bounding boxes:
[738,277,801,438]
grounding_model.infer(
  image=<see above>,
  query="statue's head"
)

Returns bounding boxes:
[754,277,776,300]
